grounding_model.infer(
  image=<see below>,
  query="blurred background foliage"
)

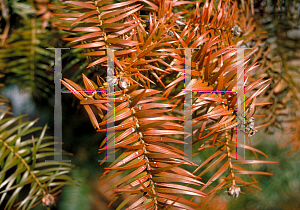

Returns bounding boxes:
[0,0,300,209]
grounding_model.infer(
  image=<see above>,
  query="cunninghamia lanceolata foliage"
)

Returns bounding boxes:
[54,0,278,208]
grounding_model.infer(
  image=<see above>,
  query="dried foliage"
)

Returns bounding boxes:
[236,0,300,153]
[47,0,283,209]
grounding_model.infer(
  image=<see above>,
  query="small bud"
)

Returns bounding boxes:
[120,80,127,89]
[232,24,242,37]
[119,79,129,90]
[42,194,55,207]
[234,186,240,198]
[227,186,241,198]
[136,105,142,110]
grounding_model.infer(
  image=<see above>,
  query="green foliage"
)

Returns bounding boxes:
[0,23,56,100]
[0,0,91,105]
[0,96,78,210]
